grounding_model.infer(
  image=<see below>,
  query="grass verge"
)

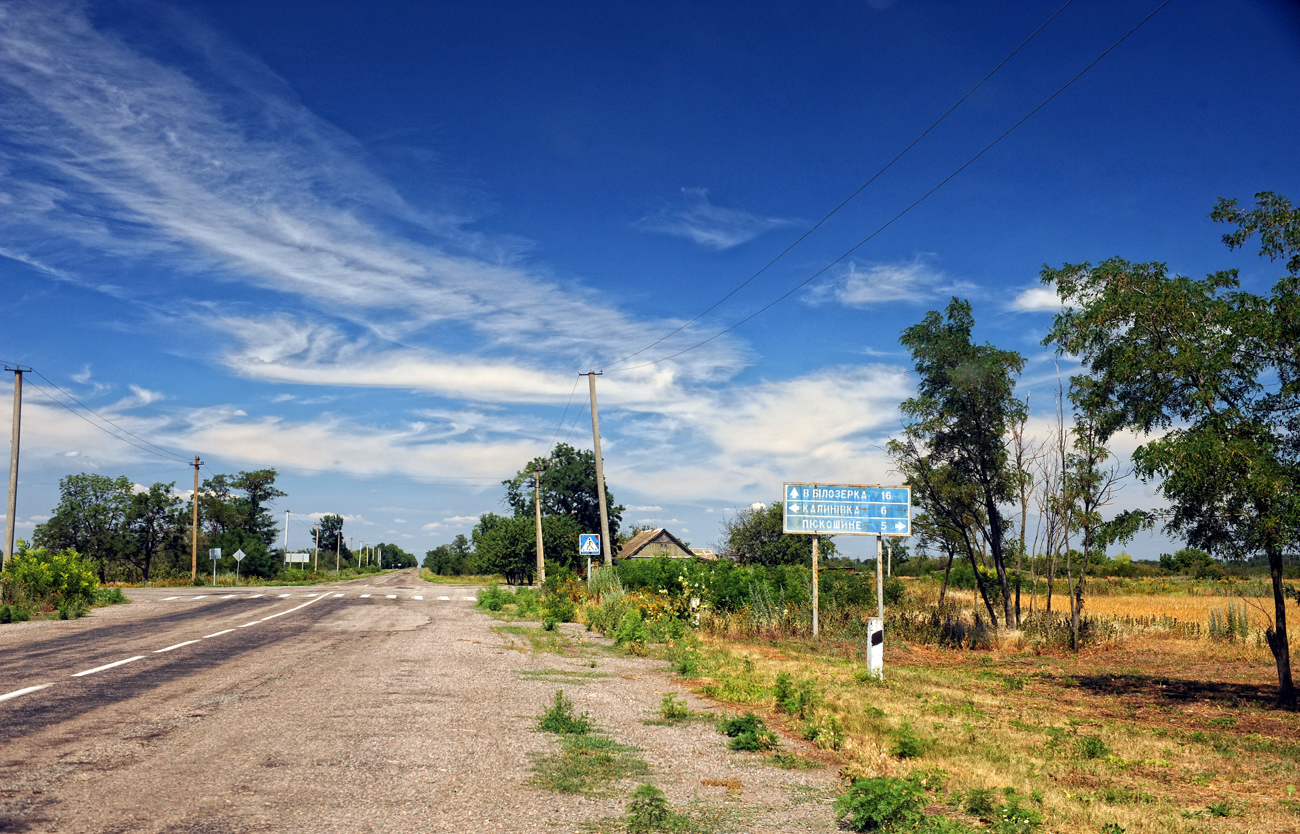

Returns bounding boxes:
[529,690,651,797]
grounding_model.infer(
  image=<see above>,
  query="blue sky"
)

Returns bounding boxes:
[2,0,1298,559]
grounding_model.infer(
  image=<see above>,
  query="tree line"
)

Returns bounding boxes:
[30,469,414,581]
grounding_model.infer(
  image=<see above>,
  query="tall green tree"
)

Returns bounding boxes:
[309,514,352,565]
[889,298,1026,628]
[720,502,836,566]
[1042,191,1300,708]
[469,512,581,578]
[32,474,132,581]
[123,482,187,582]
[502,443,624,542]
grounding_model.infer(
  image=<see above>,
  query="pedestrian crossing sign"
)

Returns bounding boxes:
[579,534,600,556]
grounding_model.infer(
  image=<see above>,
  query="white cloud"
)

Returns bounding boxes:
[1011,287,1063,312]
[393,518,407,523]
[421,522,443,531]
[629,505,663,512]
[443,515,480,524]
[635,188,793,250]
[804,257,975,309]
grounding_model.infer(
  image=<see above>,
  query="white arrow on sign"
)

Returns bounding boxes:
[232,548,246,562]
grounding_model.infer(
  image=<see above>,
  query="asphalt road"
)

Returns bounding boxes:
[0,569,838,834]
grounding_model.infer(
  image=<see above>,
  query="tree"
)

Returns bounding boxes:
[376,542,416,569]
[32,474,132,581]
[230,469,285,548]
[424,534,472,574]
[889,298,1026,628]
[720,502,836,566]
[123,482,186,582]
[502,443,624,543]
[1042,191,1300,708]
[310,514,352,565]
[470,512,582,579]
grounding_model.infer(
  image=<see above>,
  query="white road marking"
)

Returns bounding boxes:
[161,596,179,601]
[333,593,344,597]
[304,593,319,597]
[0,683,53,702]
[360,594,371,598]
[202,629,235,639]
[238,622,259,628]
[72,656,144,677]
[189,595,209,600]
[249,593,265,598]
[413,595,423,600]
[278,593,292,598]
[154,640,199,653]
[439,596,450,600]
[464,597,476,601]
[386,594,397,599]
[258,591,333,621]
[220,595,237,599]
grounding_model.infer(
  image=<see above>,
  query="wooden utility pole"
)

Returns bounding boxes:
[3,366,25,567]
[533,469,546,585]
[583,372,613,566]
[190,456,202,581]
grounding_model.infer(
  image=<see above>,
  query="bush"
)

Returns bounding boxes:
[1075,735,1110,760]
[0,604,30,623]
[538,690,593,735]
[2,543,98,611]
[834,774,927,832]
[478,584,510,611]
[95,587,129,606]
[659,693,690,721]
[891,722,928,759]
[774,672,818,718]
[718,712,778,752]
[613,609,650,646]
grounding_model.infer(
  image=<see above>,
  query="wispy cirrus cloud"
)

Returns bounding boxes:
[0,2,745,376]
[803,257,975,308]
[635,188,794,251]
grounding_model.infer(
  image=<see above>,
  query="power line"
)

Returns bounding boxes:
[602,0,1077,371]
[546,374,582,454]
[27,380,191,464]
[30,370,192,462]
[610,0,1174,373]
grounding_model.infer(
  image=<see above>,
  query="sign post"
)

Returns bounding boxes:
[209,547,220,586]
[232,548,245,584]
[782,483,910,676]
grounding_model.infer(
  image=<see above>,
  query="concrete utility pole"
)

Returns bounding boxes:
[314,526,319,573]
[335,528,341,574]
[283,510,290,556]
[533,468,546,585]
[811,533,820,637]
[876,535,884,621]
[583,372,613,566]
[4,366,26,567]
[190,456,202,581]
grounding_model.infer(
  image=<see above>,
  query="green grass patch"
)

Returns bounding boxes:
[530,734,651,796]
[516,668,612,685]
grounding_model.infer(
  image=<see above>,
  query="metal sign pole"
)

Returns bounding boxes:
[811,533,820,637]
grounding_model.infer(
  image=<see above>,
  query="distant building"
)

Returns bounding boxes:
[617,528,694,560]
[690,548,718,560]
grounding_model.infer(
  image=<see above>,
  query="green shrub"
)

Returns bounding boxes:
[625,783,672,833]
[774,672,819,718]
[0,604,30,623]
[2,543,98,609]
[834,775,927,832]
[95,587,128,606]
[542,592,578,623]
[1076,735,1110,760]
[538,690,593,735]
[718,712,778,752]
[478,584,509,611]
[891,722,928,759]
[992,797,1042,833]
[614,609,650,646]
[802,713,845,750]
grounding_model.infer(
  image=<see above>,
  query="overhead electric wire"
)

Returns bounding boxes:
[602,0,1077,372]
[27,380,192,464]
[29,370,192,462]
[546,374,582,455]
[610,0,1174,373]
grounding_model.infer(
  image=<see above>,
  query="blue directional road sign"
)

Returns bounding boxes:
[579,534,601,556]
[782,483,911,537]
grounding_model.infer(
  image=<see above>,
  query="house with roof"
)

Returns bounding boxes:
[616,527,697,560]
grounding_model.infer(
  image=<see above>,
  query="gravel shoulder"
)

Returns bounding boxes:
[0,571,839,832]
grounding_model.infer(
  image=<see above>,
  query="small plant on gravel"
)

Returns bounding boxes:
[543,617,558,631]
[659,693,691,722]
[801,713,845,751]
[718,713,777,752]
[625,783,673,832]
[529,734,651,797]
[539,689,594,735]
[769,751,821,770]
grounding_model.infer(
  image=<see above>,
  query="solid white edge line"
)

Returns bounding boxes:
[71,656,145,677]
[0,683,53,702]
[154,640,199,653]
[238,622,259,627]
[202,629,235,638]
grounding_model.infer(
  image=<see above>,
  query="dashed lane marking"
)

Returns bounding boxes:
[386,594,397,599]
[249,593,265,598]
[360,594,371,598]
[189,595,209,600]
[202,629,235,639]
[464,597,476,601]
[220,594,237,599]
[439,596,450,600]
[161,596,179,601]
[413,595,423,600]
[278,593,292,598]
[0,683,53,702]
[72,656,145,677]
[154,640,199,653]
[332,593,344,597]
